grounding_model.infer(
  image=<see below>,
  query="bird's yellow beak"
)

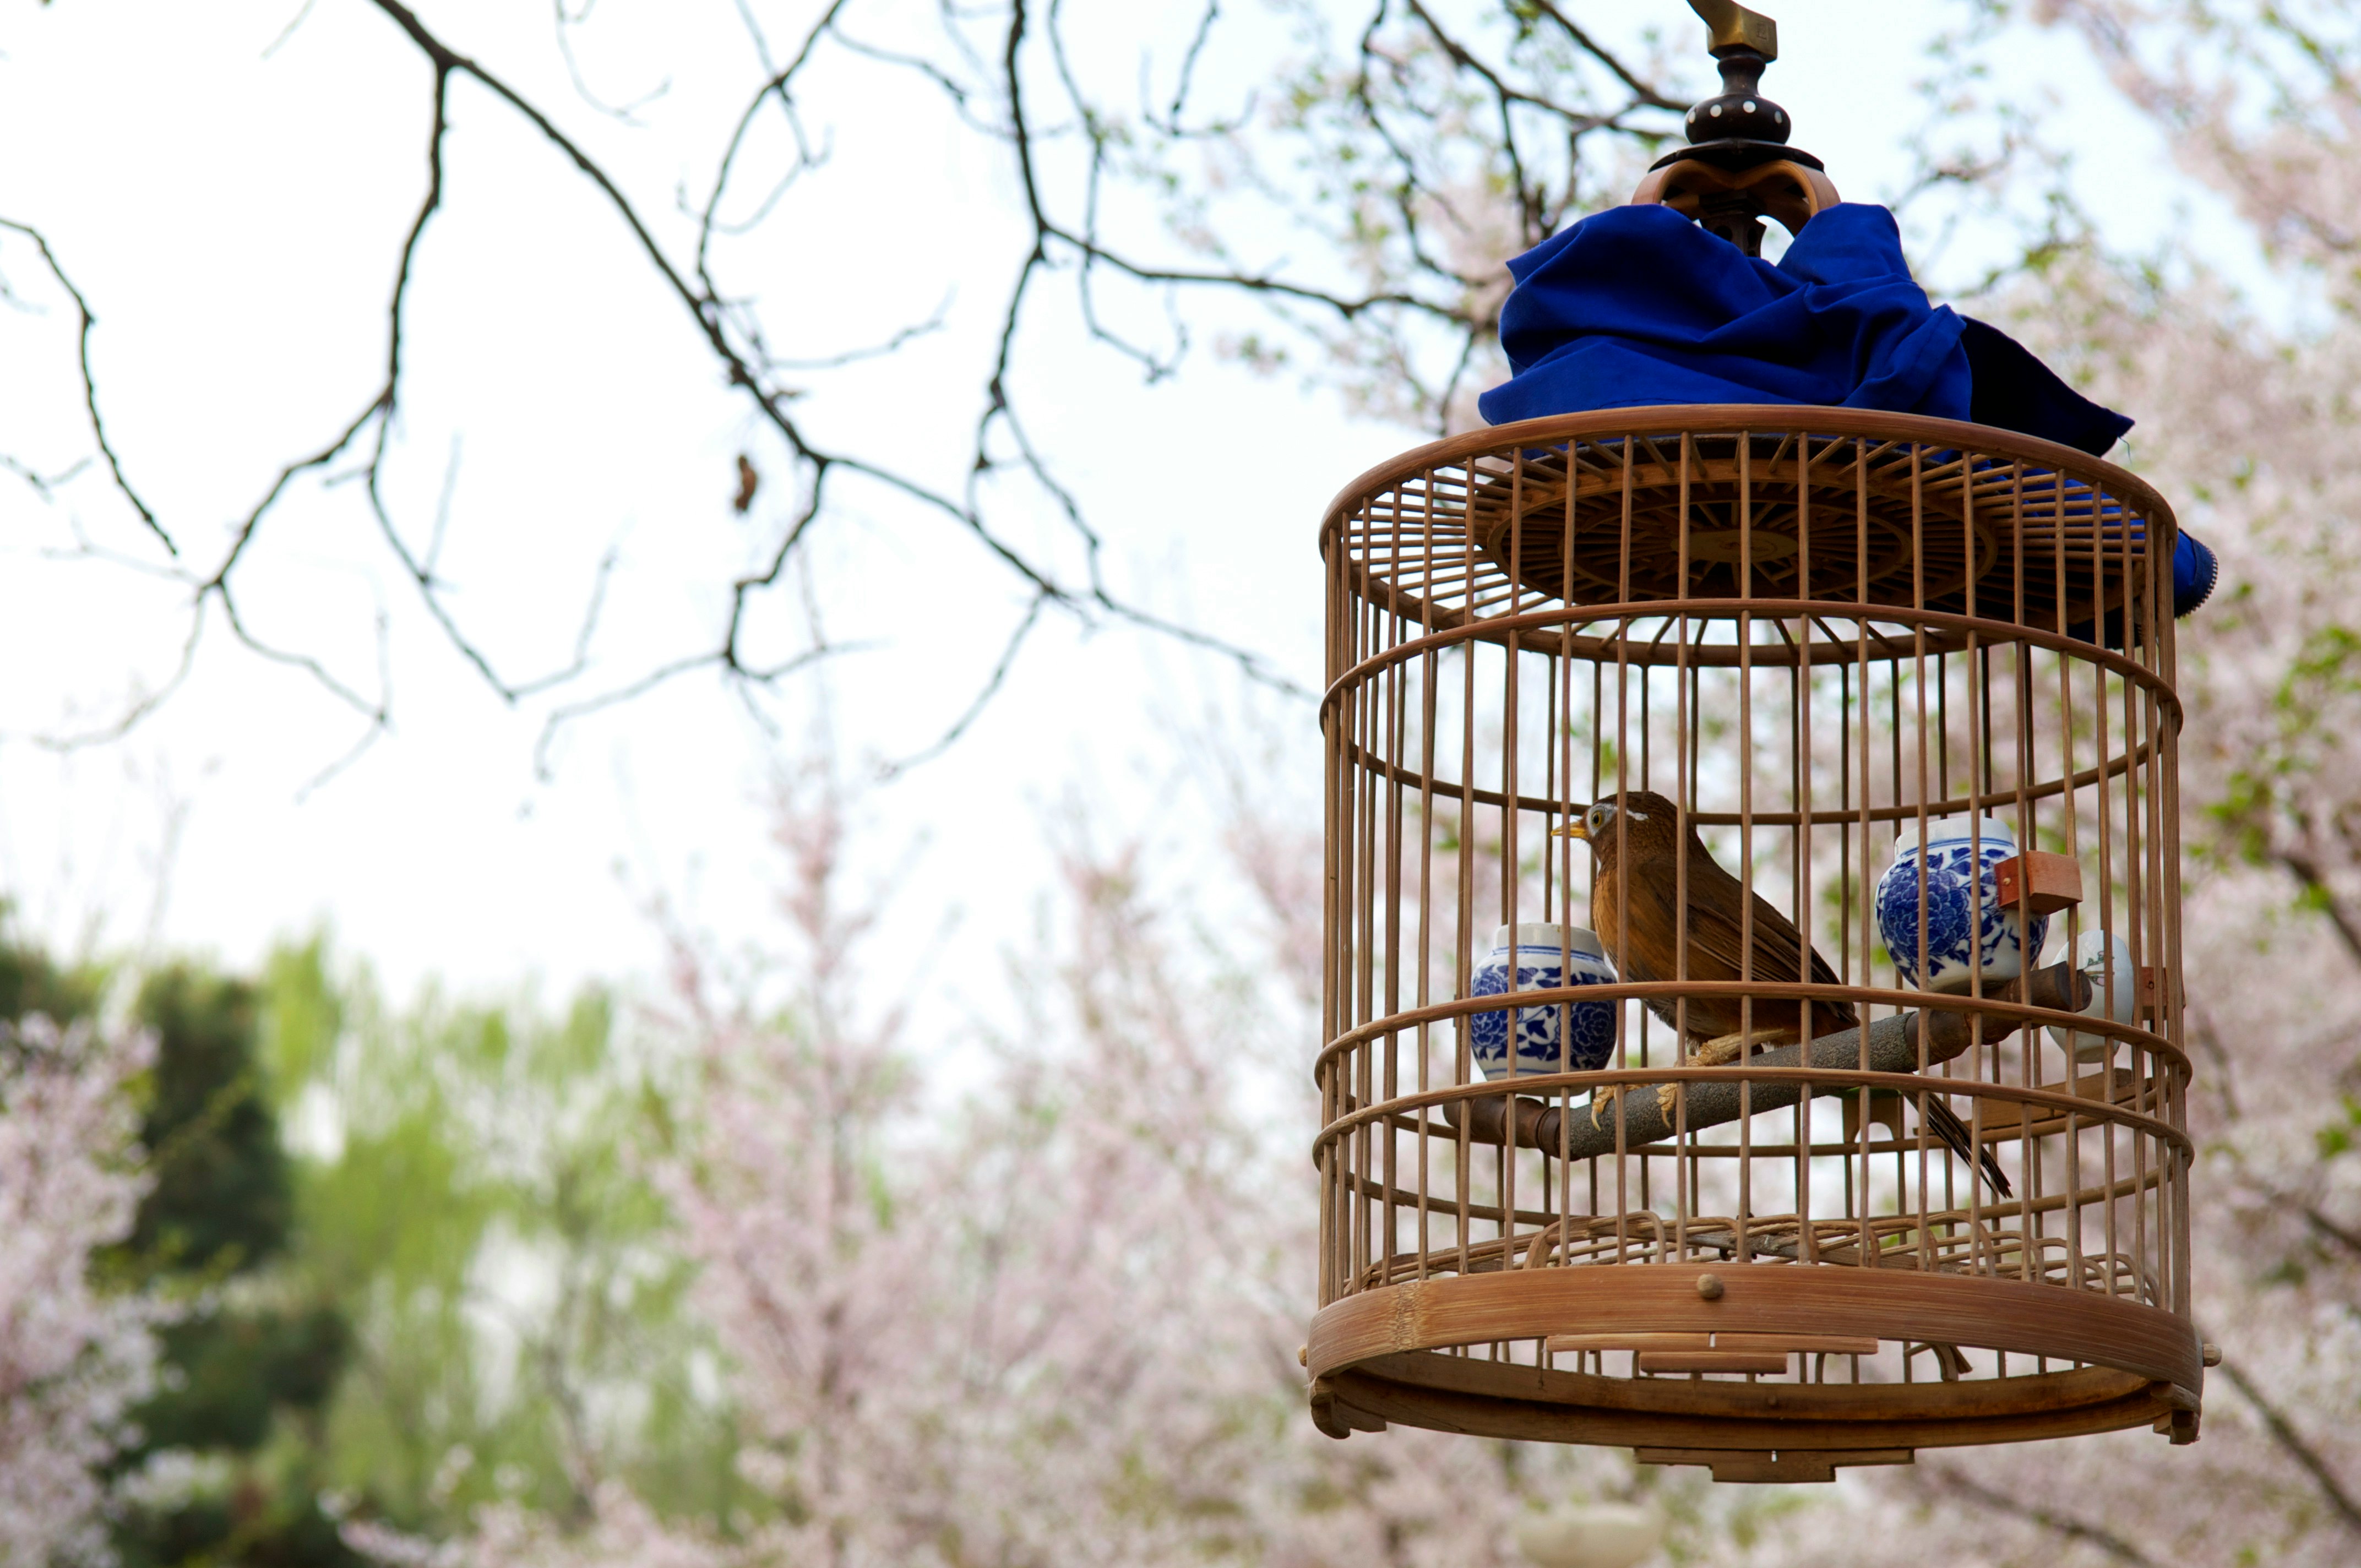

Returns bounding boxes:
[1555,819,1589,841]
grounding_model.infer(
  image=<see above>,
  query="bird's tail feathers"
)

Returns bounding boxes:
[1919,1096,2013,1199]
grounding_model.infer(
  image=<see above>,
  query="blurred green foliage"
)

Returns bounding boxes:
[4,909,746,1558]
[259,936,747,1538]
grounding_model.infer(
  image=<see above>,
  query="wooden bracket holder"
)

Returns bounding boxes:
[1638,1446,1914,1483]
[1307,1376,1389,1438]
[1629,157,1839,241]
[1995,851,2084,916]
[1547,1329,1880,1376]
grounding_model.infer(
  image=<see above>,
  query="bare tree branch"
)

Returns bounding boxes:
[1921,1463,2162,1565]
[532,642,855,782]
[0,450,90,499]
[2216,1355,2361,1539]
[552,0,669,124]
[2304,1204,2361,1263]
[1146,0,1227,135]
[2184,999,2242,1120]
[2276,847,2361,968]
[1528,0,1689,112]
[262,0,320,61]
[13,0,1687,771]
[0,217,175,555]
[879,590,1047,780]
[369,0,1303,726]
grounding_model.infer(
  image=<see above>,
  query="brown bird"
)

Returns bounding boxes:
[1561,790,2009,1198]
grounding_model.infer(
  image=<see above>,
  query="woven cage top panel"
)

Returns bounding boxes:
[1324,408,2179,638]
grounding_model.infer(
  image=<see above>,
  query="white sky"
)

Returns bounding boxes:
[0,2,2229,1020]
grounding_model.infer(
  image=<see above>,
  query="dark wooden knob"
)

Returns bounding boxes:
[1685,48,1791,147]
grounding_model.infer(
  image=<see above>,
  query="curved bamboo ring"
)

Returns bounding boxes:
[1319,406,2177,552]
[1318,600,2183,723]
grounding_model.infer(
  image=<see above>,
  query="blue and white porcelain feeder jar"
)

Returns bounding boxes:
[1468,923,1619,1079]
[2049,930,2140,1063]
[1876,816,2049,994]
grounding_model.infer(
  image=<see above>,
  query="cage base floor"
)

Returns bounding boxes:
[1305,1264,2200,1472]
[1313,1349,2185,1471]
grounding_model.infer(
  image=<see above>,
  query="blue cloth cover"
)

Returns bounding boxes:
[1479,202,2212,623]
[1481,204,1981,431]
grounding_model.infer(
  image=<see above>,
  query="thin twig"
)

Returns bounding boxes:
[552,0,670,123]
[0,217,175,554]
[879,591,1048,779]
[1920,1463,2162,1565]
[2276,848,2361,968]
[2304,1204,2361,1264]
[2216,1355,2361,1539]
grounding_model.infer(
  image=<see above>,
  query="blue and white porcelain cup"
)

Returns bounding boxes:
[2049,930,2139,1063]
[1876,818,2050,994]
[1468,923,1619,1079]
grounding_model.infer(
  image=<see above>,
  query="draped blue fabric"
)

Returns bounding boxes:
[1476,201,2213,623]
[1479,203,1978,428]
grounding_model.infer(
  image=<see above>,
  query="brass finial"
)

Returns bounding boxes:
[1687,0,1778,60]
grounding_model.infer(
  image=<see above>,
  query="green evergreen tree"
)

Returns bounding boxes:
[0,904,101,1027]
[127,968,288,1273]
[111,965,361,1568]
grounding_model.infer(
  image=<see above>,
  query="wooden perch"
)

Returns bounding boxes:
[1437,962,2092,1162]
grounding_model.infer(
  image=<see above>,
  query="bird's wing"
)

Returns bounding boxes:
[1619,856,1858,1027]
[1668,861,1812,986]
[1805,943,1846,989]
[1608,861,1714,982]
[1643,859,1860,1030]
[1611,859,1768,994]
[1805,939,1859,1027]
[1688,860,1860,1027]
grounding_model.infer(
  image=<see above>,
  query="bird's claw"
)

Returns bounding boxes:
[1694,1027,1796,1066]
[1588,1082,1684,1128]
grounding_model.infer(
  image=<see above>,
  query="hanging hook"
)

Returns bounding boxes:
[1685,0,1778,60]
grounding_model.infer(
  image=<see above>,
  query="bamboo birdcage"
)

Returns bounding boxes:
[1307,407,2203,1483]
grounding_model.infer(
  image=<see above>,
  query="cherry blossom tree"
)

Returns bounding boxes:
[351,752,1712,1566]
[0,1016,158,1568]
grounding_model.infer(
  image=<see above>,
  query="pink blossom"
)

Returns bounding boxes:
[0,1016,158,1567]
